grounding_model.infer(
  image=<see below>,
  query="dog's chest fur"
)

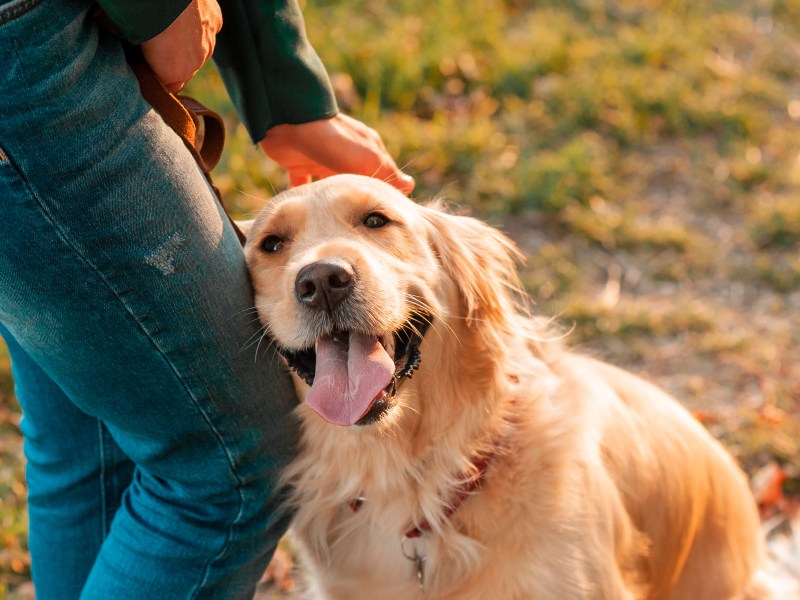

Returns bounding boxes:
[281,347,615,600]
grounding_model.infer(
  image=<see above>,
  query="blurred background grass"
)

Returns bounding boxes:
[2,0,800,595]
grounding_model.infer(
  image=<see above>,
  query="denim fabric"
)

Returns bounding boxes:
[0,0,299,598]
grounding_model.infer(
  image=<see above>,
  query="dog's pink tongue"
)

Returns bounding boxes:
[305,333,394,426]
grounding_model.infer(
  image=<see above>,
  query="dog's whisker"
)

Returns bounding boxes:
[232,306,264,317]
[240,326,267,353]
[241,326,273,356]
[366,157,391,182]
[248,335,282,368]
[244,315,267,327]
[266,177,278,198]
[398,155,419,173]
[238,313,276,350]
[379,156,420,188]
[427,321,455,347]
[233,186,272,205]
[232,303,283,327]
[253,327,275,363]
[405,304,455,345]
[405,298,455,342]
[257,336,281,362]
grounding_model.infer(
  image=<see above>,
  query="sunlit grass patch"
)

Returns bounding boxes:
[561,295,716,343]
[520,241,584,303]
[750,195,800,250]
[756,252,800,291]
[715,409,800,474]
[558,199,703,252]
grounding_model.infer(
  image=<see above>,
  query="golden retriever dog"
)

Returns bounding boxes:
[244,174,766,599]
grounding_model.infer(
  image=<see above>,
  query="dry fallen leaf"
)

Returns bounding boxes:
[260,546,295,592]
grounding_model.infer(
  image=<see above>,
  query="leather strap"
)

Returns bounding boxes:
[123,45,246,246]
[347,446,496,539]
[403,449,495,539]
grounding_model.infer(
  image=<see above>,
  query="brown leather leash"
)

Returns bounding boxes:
[123,45,247,246]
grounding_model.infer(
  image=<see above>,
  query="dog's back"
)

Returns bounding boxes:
[565,355,765,599]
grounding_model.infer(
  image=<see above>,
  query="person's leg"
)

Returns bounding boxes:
[0,325,135,598]
[0,0,298,598]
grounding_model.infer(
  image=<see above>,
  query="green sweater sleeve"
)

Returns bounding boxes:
[212,0,339,143]
[96,0,191,45]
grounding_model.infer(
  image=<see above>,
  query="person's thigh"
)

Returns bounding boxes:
[1,325,135,598]
[0,0,299,597]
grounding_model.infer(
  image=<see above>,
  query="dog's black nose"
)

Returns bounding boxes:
[295,260,355,311]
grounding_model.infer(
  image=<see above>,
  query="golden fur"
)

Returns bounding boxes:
[245,174,766,600]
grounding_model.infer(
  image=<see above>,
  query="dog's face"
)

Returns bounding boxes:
[245,175,446,427]
[245,174,521,428]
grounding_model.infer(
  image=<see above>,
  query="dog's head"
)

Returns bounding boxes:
[245,174,525,428]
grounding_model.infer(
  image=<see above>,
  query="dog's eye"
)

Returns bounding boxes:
[261,235,284,253]
[364,213,389,229]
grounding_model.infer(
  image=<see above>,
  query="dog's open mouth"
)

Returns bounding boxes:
[278,312,432,427]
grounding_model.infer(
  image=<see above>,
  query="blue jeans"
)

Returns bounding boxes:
[0,0,299,597]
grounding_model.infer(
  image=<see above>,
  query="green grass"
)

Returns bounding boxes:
[3,0,800,593]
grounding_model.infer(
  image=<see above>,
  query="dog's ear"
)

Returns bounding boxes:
[234,219,255,238]
[421,204,525,330]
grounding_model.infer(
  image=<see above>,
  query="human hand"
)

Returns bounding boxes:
[140,0,223,94]
[259,114,415,195]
